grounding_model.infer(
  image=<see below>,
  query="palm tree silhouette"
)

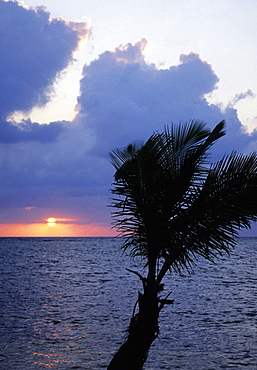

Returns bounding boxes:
[108,120,257,370]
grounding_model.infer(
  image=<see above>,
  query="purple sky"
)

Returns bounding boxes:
[1,1,257,235]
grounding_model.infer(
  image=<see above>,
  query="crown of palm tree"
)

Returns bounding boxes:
[110,120,257,274]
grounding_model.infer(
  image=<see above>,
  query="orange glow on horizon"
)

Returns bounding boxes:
[0,223,116,237]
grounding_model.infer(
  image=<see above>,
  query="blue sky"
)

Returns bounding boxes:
[0,0,257,236]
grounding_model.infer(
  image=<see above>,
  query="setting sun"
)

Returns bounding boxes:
[47,217,56,226]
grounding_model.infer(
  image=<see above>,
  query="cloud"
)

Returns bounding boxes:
[0,0,90,143]
[228,89,255,107]
[77,39,255,158]
[1,36,257,234]
[24,207,37,211]
[0,117,110,225]
[0,0,90,116]
[0,118,64,143]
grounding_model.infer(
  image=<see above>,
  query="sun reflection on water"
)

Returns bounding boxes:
[32,352,70,368]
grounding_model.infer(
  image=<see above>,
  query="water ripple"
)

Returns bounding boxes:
[0,237,257,369]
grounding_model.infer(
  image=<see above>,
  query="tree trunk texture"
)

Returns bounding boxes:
[107,293,159,370]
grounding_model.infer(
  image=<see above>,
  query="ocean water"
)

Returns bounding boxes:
[0,237,257,369]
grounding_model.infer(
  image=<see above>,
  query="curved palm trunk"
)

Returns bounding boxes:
[107,292,160,370]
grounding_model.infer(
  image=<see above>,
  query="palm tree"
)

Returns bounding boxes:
[107,120,257,370]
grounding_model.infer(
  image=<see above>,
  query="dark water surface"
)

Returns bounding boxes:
[0,237,257,369]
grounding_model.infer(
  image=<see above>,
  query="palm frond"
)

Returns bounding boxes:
[161,151,257,271]
[110,141,144,172]
[110,120,257,276]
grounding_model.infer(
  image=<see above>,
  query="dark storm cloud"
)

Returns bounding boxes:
[0,118,64,143]
[0,0,90,144]
[0,0,90,116]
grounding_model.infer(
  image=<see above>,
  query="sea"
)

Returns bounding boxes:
[0,237,257,369]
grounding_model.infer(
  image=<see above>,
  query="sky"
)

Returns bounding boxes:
[1,0,257,237]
